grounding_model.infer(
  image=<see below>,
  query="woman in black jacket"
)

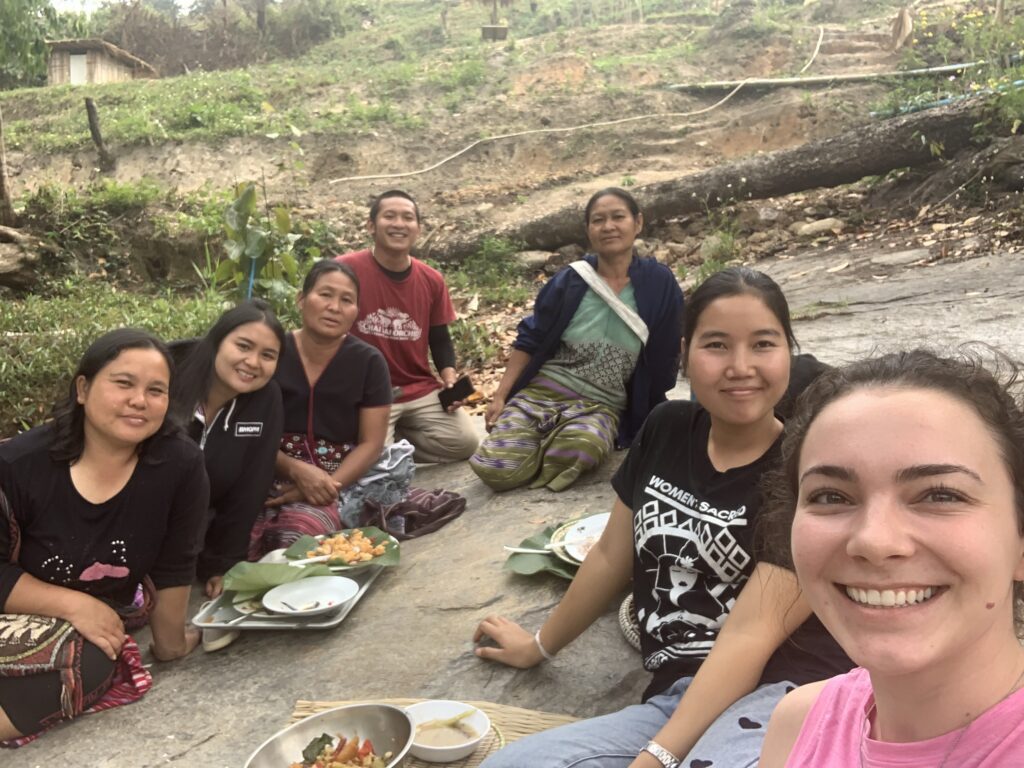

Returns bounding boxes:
[170,300,285,599]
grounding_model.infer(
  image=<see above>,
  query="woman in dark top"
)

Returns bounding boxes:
[170,299,285,599]
[0,329,208,742]
[473,268,850,768]
[249,260,392,557]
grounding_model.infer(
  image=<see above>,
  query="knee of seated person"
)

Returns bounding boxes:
[80,640,118,691]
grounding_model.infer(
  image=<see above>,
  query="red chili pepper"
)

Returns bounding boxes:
[357,739,374,758]
[331,737,348,758]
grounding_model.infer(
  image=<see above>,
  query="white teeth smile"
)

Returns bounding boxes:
[845,586,937,608]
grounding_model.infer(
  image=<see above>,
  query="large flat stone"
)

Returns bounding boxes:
[11,246,1024,767]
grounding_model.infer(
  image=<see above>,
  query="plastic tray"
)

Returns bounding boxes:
[192,564,384,631]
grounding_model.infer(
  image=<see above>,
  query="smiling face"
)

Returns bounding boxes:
[76,347,170,450]
[791,387,1024,677]
[213,321,281,397]
[298,270,359,340]
[368,196,421,256]
[684,293,790,427]
[586,194,642,259]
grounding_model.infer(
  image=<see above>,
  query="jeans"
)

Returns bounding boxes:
[479,678,794,768]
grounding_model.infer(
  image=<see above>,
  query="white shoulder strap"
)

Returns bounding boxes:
[568,260,649,345]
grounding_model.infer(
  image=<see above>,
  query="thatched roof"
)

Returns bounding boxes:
[46,39,158,78]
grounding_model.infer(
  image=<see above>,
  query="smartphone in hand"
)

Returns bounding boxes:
[438,375,475,410]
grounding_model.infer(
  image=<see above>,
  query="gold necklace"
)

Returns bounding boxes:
[859,663,1024,768]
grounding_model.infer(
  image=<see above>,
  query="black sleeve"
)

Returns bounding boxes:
[198,387,284,580]
[149,444,210,590]
[361,348,394,407]
[428,324,456,372]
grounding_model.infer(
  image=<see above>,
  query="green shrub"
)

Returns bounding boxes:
[0,280,225,435]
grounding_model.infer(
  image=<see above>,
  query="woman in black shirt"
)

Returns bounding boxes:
[250,260,392,557]
[473,269,849,768]
[171,300,285,599]
[0,329,208,741]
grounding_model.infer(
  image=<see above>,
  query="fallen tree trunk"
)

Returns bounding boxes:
[425,98,992,261]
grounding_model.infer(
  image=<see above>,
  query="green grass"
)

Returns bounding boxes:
[0,279,225,434]
[0,0,740,153]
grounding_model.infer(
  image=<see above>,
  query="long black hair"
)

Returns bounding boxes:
[170,299,285,424]
[49,328,178,463]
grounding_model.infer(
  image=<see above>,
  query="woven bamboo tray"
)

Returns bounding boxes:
[290,698,579,768]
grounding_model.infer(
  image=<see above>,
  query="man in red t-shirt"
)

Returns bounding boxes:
[336,190,480,463]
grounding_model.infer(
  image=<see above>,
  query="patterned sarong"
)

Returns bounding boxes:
[247,434,350,559]
[0,488,152,747]
[470,377,619,492]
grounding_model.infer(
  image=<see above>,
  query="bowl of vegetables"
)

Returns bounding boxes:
[244,703,413,768]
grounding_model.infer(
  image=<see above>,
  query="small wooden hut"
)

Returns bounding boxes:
[46,39,158,86]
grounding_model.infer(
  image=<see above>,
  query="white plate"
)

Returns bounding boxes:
[262,576,359,617]
[550,512,610,565]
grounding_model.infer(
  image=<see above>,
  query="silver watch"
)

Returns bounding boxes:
[643,740,680,768]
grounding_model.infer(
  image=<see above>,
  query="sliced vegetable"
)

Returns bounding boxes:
[302,733,334,765]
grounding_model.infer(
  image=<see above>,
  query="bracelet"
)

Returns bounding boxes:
[642,740,679,768]
[534,629,556,661]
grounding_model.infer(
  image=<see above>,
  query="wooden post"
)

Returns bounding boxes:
[995,0,1005,24]
[85,97,116,171]
[0,104,16,228]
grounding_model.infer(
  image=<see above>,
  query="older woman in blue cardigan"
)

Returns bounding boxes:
[471,188,683,492]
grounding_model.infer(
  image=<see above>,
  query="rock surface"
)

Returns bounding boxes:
[10,243,1024,768]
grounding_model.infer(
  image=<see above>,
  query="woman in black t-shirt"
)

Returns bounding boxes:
[0,329,208,742]
[171,299,285,600]
[249,260,392,557]
[473,268,850,768]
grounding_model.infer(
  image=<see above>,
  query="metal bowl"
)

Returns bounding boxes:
[244,703,414,768]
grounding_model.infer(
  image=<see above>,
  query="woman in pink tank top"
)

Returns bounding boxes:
[758,349,1024,768]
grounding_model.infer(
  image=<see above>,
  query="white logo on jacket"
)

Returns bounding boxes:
[235,422,263,436]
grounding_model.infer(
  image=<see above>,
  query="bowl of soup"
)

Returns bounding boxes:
[405,700,490,763]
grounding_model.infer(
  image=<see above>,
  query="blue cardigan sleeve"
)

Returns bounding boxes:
[512,271,569,355]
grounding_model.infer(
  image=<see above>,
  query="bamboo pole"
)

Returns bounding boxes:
[668,61,984,92]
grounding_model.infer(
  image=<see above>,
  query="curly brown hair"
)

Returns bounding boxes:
[759,347,1024,635]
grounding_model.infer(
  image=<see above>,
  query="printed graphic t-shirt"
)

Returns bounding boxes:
[337,249,456,403]
[612,400,849,699]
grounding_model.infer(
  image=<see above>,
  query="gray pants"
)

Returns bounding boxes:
[479,678,793,768]
[386,389,480,463]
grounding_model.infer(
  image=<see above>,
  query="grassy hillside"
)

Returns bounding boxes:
[0,0,903,153]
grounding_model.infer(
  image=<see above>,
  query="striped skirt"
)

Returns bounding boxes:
[247,434,348,560]
[470,377,619,492]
